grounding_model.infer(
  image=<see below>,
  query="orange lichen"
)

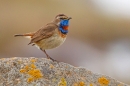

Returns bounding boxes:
[58,78,67,86]
[90,83,93,86]
[28,69,35,75]
[30,69,43,79]
[24,65,29,71]
[27,69,43,82]
[98,76,109,85]
[20,61,43,83]
[27,77,34,83]
[20,69,26,73]
[30,64,36,69]
[79,81,85,86]
[73,81,85,86]
[30,59,37,63]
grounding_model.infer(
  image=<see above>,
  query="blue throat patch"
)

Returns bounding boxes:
[59,20,69,34]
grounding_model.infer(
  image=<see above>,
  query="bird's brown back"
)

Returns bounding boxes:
[29,23,58,44]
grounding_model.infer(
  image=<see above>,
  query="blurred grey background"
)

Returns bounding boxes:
[0,0,130,84]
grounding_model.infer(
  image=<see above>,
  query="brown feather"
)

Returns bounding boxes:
[14,33,34,37]
[58,30,67,38]
[28,23,58,44]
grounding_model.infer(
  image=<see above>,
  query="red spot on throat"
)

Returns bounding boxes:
[63,26,69,30]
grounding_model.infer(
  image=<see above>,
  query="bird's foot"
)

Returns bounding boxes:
[47,56,58,62]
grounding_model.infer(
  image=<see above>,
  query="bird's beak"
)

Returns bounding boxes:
[68,17,72,20]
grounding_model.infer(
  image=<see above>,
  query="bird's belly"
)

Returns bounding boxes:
[35,34,66,50]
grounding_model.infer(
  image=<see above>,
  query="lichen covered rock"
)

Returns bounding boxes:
[0,57,129,86]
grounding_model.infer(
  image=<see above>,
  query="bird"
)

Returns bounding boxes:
[14,14,72,61]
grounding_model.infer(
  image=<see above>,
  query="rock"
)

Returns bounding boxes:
[0,57,129,86]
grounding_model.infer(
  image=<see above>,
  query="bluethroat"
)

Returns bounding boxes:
[14,14,72,61]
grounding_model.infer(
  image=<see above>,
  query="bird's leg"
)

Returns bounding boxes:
[40,48,56,61]
[43,50,50,59]
[43,50,56,62]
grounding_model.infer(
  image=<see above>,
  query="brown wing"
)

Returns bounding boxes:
[29,23,58,44]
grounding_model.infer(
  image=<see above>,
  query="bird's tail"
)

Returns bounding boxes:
[14,33,34,37]
[14,34,24,37]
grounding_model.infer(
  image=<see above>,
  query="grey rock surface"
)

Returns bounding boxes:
[0,57,129,86]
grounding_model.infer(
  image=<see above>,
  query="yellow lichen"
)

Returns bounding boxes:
[24,65,29,71]
[58,78,67,86]
[73,81,85,86]
[98,76,109,85]
[30,64,36,69]
[31,69,43,79]
[19,61,43,83]
[79,81,85,86]
[90,83,93,86]
[28,69,35,75]
[30,59,37,63]
[27,69,43,80]
[20,69,26,73]
[27,77,34,83]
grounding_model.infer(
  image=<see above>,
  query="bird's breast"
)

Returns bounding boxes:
[35,33,66,50]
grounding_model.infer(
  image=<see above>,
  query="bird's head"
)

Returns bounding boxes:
[55,14,72,20]
[53,14,72,25]
[53,14,72,34]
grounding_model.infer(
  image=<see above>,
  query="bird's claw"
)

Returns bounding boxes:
[48,56,58,62]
